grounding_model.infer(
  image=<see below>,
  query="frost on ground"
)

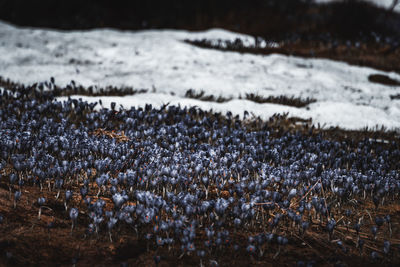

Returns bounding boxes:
[0,21,399,130]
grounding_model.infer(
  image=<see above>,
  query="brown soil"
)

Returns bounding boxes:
[1,179,399,267]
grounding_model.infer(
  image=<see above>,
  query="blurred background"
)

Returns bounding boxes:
[0,0,399,42]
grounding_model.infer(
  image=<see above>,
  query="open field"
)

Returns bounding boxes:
[0,80,399,266]
[0,1,399,266]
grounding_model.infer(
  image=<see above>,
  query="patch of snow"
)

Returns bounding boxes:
[314,0,400,12]
[56,94,400,130]
[0,21,399,130]
[185,29,256,48]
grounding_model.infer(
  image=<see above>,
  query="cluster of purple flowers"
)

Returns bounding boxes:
[0,80,399,264]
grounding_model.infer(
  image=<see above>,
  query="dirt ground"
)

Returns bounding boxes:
[0,176,399,267]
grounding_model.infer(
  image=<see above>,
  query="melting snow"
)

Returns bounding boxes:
[314,0,400,12]
[0,21,399,130]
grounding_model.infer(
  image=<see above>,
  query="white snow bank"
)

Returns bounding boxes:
[57,94,400,130]
[0,21,399,130]
[314,0,400,12]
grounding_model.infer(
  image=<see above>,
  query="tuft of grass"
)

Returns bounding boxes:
[184,89,316,108]
[243,93,316,108]
[0,76,148,97]
[390,94,400,100]
[61,85,149,97]
[368,74,400,86]
[184,89,232,103]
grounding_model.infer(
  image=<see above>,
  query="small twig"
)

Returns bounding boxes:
[365,210,373,223]
[291,180,320,208]
[336,216,345,225]
[319,178,330,221]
